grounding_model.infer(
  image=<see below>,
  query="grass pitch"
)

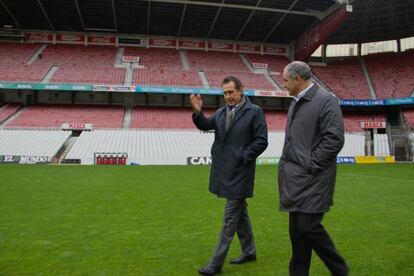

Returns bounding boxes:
[0,164,413,275]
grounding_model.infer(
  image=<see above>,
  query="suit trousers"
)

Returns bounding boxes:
[289,212,349,276]
[209,198,256,268]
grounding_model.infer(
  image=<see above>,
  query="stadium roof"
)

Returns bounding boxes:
[0,0,413,45]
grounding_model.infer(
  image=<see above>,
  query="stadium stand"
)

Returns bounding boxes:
[130,107,215,129]
[51,67,125,85]
[187,50,249,72]
[311,57,371,99]
[265,110,288,131]
[133,69,201,87]
[0,104,21,123]
[342,113,386,132]
[125,47,184,70]
[0,43,51,82]
[403,109,414,129]
[64,129,367,165]
[35,44,116,66]
[65,130,289,164]
[245,54,290,87]
[0,129,70,158]
[65,129,216,164]
[374,133,391,156]
[338,133,365,156]
[130,107,286,130]
[204,71,275,90]
[0,43,39,64]
[6,105,124,128]
[33,44,125,84]
[365,50,414,98]
[186,50,276,90]
[127,48,202,87]
[0,64,51,82]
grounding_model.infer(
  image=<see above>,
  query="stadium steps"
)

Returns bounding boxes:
[0,105,24,128]
[42,65,58,83]
[264,73,283,90]
[311,73,334,94]
[114,47,125,66]
[27,44,47,65]
[386,112,413,161]
[198,71,210,88]
[387,126,412,161]
[240,54,282,90]
[180,50,190,71]
[359,56,377,99]
[122,107,132,129]
[56,136,78,163]
[124,63,133,85]
[239,54,255,73]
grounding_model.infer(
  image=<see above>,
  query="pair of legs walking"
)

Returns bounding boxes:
[203,198,256,271]
[289,212,349,276]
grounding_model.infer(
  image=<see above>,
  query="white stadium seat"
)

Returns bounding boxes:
[0,129,71,158]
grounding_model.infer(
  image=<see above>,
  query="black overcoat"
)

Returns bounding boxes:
[193,96,268,199]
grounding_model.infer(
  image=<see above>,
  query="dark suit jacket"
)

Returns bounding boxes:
[192,96,268,199]
[278,85,344,213]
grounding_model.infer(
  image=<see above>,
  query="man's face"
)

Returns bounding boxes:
[283,68,299,96]
[223,81,243,106]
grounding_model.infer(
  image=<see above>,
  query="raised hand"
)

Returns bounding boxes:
[190,93,203,113]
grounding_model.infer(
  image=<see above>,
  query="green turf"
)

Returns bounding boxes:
[0,164,413,275]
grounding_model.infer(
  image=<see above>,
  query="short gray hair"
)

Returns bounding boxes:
[285,61,312,81]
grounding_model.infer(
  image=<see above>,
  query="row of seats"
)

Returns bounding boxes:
[0,129,70,158]
[374,133,391,156]
[6,105,124,128]
[365,51,414,98]
[133,69,201,87]
[132,108,287,130]
[51,66,125,85]
[204,71,275,90]
[338,133,365,156]
[0,43,40,64]
[3,105,396,131]
[1,43,413,98]
[64,129,367,165]
[311,57,371,99]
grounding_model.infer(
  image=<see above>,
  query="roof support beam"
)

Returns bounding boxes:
[142,0,319,17]
[111,0,118,32]
[207,0,224,39]
[147,0,151,35]
[0,0,22,29]
[177,0,188,37]
[36,0,55,31]
[74,0,86,31]
[263,0,299,42]
[235,0,262,41]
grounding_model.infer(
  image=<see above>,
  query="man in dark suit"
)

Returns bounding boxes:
[278,61,349,276]
[190,76,268,275]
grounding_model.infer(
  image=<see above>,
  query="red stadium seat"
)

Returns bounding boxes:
[6,104,124,128]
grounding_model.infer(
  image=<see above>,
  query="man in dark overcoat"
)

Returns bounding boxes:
[190,76,268,275]
[278,61,349,276]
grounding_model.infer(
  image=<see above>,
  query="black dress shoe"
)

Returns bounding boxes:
[229,254,257,264]
[198,265,221,275]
